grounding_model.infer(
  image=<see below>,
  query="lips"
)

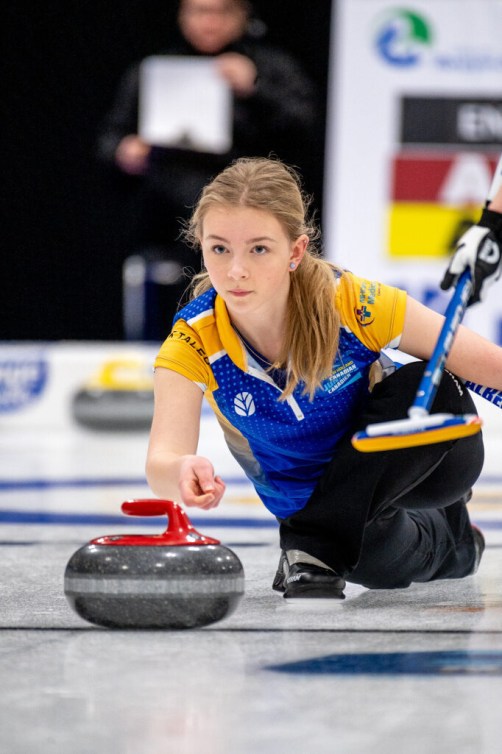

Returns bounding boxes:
[229,290,251,297]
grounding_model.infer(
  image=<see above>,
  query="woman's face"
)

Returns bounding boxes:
[200,205,308,319]
[178,0,248,54]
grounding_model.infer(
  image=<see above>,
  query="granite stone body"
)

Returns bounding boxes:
[64,499,245,629]
[72,389,153,431]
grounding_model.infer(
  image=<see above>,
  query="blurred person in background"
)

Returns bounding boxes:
[97,0,319,338]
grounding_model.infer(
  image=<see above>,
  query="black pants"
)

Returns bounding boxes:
[278,362,484,589]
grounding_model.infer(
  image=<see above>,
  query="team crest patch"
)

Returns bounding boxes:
[355,305,375,326]
[234,392,256,417]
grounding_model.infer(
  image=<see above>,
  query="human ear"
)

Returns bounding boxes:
[289,234,309,270]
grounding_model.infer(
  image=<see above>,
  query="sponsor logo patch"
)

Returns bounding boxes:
[234,392,256,417]
[323,360,361,394]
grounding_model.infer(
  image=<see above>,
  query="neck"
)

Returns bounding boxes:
[231,317,285,364]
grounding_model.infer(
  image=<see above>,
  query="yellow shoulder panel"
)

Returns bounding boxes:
[154,321,215,390]
[336,272,407,352]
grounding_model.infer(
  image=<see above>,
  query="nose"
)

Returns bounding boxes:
[227,256,249,280]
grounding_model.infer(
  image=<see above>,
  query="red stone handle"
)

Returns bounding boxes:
[91,499,221,547]
[121,498,188,524]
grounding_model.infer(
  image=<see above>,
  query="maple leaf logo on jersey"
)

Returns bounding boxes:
[234,392,256,417]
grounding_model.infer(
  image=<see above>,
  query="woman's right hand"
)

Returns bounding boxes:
[178,455,226,509]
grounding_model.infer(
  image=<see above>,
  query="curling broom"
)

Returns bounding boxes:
[352,153,502,453]
[351,268,482,451]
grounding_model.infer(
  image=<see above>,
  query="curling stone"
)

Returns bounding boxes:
[64,499,244,629]
[71,358,154,431]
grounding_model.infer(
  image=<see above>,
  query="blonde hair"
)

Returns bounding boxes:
[183,157,344,399]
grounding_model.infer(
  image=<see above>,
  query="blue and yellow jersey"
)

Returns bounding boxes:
[154,272,407,518]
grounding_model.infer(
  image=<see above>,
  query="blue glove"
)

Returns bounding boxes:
[441,208,502,305]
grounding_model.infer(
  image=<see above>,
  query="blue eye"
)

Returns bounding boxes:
[212,245,227,254]
[253,245,267,255]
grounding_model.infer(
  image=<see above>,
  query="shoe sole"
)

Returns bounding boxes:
[284,582,345,599]
[280,596,346,608]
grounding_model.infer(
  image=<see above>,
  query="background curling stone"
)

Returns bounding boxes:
[64,499,245,629]
[71,357,153,431]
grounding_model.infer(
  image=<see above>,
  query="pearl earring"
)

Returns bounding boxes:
[289,262,296,270]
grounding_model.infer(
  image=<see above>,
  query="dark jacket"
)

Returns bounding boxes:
[97,34,319,210]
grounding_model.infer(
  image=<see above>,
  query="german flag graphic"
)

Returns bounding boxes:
[388,152,498,258]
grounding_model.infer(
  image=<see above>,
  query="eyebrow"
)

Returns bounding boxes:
[205,234,277,243]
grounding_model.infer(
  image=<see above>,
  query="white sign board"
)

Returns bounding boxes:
[139,56,232,153]
[325,0,502,342]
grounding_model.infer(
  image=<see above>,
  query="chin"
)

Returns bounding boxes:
[193,40,225,54]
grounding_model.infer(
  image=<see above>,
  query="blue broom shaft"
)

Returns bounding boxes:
[412,269,473,414]
[411,153,502,416]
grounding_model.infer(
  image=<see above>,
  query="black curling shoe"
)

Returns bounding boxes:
[471,524,485,575]
[272,550,345,599]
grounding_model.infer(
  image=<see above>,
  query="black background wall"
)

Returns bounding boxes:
[4,1,333,340]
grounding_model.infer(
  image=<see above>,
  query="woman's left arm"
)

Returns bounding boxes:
[399,296,502,391]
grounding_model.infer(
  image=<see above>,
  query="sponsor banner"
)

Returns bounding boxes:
[0,349,48,414]
[391,154,499,202]
[400,97,502,145]
[0,343,157,430]
[325,0,502,343]
[389,152,498,256]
